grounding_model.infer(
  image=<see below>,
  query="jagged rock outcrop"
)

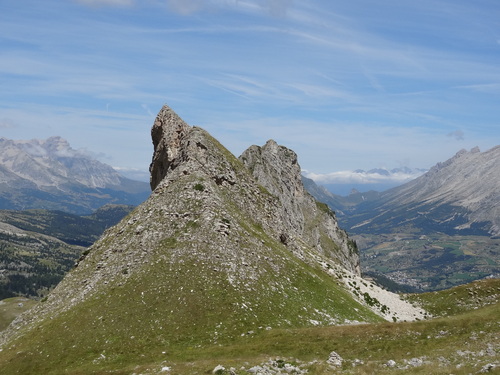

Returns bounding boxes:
[0,105,424,373]
[149,105,192,190]
[240,140,359,274]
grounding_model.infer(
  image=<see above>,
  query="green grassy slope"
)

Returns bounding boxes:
[1,280,497,374]
[0,199,382,373]
[0,297,37,331]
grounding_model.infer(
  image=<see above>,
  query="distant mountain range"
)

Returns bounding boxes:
[305,146,500,238]
[0,137,150,214]
[303,167,427,196]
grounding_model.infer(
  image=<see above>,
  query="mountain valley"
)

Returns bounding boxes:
[0,205,134,299]
[304,146,499,291]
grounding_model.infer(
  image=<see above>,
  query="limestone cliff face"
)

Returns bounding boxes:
[240,140,360,275]
[149,105,191,190]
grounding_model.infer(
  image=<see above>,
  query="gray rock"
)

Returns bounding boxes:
[213,364,225,374]
[385,360,396,367]
[479,363,497,373]
[326,351,343,367]
[240,140,360,275]
[149,105,192,191]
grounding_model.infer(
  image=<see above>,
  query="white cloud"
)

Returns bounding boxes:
[163,0,294,17]
[268,0,293,17]
[166,0,204,15]
[456,83,500,94]
[141,104,155,117]
[447,130,465,141]
[0,118,16,129]
[303,169,426,185]
[21,143,48,158]
[75,0,133,6]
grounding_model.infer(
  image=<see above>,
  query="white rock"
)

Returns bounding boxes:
[327,351,343,367]
[386,360,396,367]
[213,364,225,373]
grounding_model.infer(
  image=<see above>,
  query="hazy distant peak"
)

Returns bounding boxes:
[0,136,150,213]
[364,145,500,237]
[5,136,83,160]
[43,136,75,156]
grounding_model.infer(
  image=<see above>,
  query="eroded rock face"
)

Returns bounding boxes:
[148,106,360,275]
[240,140,304,234]
[149,105,192,191]
[240,139,360,275]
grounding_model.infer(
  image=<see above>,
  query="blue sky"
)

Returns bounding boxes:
[1,0,499,187]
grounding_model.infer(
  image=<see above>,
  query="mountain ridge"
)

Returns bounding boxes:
[0,136,150,214]
[350,145,500,237]
[306,146,499,237]
[304,146,499,291]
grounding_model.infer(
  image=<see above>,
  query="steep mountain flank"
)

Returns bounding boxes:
[240,140,359,274]
[0,106,425,373]
[0,136,149,213]
[340,146,500,237]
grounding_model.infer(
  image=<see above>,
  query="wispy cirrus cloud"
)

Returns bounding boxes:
[165,0,204,15]
[447,130,465,141]
[0,118,16,129]
[75,0,133,6]
[144,0,296,17]
[2,0,498,178]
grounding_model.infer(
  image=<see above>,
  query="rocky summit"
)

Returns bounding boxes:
[0,105,425,373]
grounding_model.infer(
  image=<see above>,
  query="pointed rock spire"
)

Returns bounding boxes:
[149,105,191,190]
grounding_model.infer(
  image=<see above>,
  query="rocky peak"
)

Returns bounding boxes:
[0,136,150,213]
[149,105,192,190]
[240,139,303,200]
[43,136,73,155]
[239,139,304,235]
[240,140,360,275]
